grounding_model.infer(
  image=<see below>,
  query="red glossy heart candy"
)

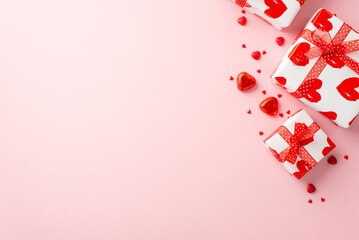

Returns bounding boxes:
[237,16,247,25]
[307,183,316,193]
[327,155,337,165]
[275,37,285,46]
[308,199,313,204]
[237,72,256,91]
[259,97,278,116]
[251,51,261,60]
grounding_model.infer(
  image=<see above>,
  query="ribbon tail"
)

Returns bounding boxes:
[342,55,359,75]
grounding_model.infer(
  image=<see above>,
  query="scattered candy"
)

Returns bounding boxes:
[259,131,264,136]
[321,198,325,202]
[237,16,247,25]
[241,10,246,14]
[247,110,252,114]
[251,51,261,60]
[307,184,316,193]
[286,110,291,114]
[344,155,349,160]
[308,199,312,204]
[237,72,256,91]
[262,90,267,95]
[259,97,279,116]
[262,50,267,55]
[277,94,282,98]
[242,44,246,48]
[229,76,234,81]
[279,113,284,118]
[257,69,261,73]
[275,37,285,46]
[327,155,337,165]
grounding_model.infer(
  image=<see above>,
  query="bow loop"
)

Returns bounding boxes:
[278,122,318,164]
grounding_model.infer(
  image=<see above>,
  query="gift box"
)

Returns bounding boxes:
[233,0,305,29]
[264,109,336,179]
[271,9,359,128]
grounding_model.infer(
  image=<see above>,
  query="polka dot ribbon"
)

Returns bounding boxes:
[235,0,247,8]
[276,122,320,166]
[292,23,359,99]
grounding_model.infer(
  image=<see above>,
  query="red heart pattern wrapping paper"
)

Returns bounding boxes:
[271,8,359,128]
[264,109,336,179]
[233,0,305,29]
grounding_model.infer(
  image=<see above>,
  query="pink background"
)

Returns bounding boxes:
[1,0,359,239]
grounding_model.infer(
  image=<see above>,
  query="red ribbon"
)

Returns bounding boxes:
[235,0,247,8]
[276,122,319,166]
[291,23,359,98]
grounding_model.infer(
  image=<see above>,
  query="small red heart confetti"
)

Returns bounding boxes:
[242,44,246,48]
[286,110,291,114]
[257,69,261,73]
[279,113,284,118]
[251,51,261,60]
[241,9,246,14]
[262,90,266,95]
[237,16,247,25]
[262,50,267,55]
[247,110,251,114]
[321,198,325,202]
[344,155,349,160]
[308,199,312,203]
[327,155,337,165]
[277,94,282,98]
[307,184,316,193]
[229,76,234,81]
[276,37,285,46]
[259,131,264,136]
[259,97,279,116]
[237,72,256,91]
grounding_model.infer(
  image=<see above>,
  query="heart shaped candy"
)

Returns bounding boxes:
[237,72,256,91]
[259,97,278,116]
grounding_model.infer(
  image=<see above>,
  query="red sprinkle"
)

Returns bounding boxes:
[279,113,284,118]
[307,184,316,193]
[262,50,267,55]
[286,110,291,114]
[259,131,264,136]
[237,16,247,26]
[251,51,261,60]
[276,37,285,46]
[229,76,234,81]
[321,198,325,202]
[308,199,312,204]
[344,155,349,160]
[241,10,246,14]
[277,94,282,98]
[327,155,337,165]
[257,69,261,73]
[262,90,267,95]
[242,44,246,48]
[247,110,251,114]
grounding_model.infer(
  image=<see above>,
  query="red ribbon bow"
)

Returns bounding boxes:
[291,23,359,98]
[277,122,319,166]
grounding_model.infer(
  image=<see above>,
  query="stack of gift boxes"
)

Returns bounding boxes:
[232,1,359,179]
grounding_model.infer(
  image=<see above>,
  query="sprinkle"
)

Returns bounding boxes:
[229,76,234,81]
[257,69,261,73]
[321,198,325,202]
[308,199,312,204]
[262,90,267,95]
[247,110,251,114]
[242,44,246,48]
[277,94,282,98]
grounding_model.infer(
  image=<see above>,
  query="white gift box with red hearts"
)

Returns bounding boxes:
[264,109,336,179]
[271,8,359,128]
[232,0,305,29]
